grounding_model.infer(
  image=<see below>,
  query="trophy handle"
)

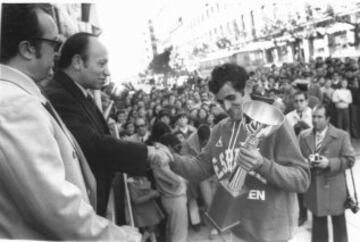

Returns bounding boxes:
[228,132,259,194]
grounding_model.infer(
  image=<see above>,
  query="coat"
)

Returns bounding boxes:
[0,64,134,240]
[298,125,355,216]
[44,70,149,217]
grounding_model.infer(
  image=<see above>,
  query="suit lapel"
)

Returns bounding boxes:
[304,131,316,153]
[1,66,97,208]
[43,101,97,208]
[53,71,109,134]
[318,125,338,154]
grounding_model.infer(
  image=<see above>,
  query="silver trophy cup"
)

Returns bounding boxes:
[206,100,285,232]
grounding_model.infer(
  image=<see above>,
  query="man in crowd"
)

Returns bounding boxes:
[44,32,170,223]
[286,91,313,226]
[0,3,144,240]
[128,117,150,143]
[332,78,353,133]
[286,91,313,134]
[170,63,310,242]
[299,104,355,242]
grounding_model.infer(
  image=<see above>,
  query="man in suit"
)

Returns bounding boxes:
[44,32,169,221]
[0,3,141,240]
[299,104,355,242]
[127,117,150,143]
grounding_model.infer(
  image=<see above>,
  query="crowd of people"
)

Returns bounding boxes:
[0,3,358,242]
[100,55,359,242]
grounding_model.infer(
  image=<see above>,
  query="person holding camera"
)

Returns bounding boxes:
[298,104,355,242]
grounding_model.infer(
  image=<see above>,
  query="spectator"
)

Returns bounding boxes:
[128,117,150,143]
[173,112,196,139]
[286,91,312,226]
[121,121,136,138]
[153,133,188,242]
[349,77,360,139]
[299,104,355,242]
[308,76,323,103]
[128,175,165,242]
[332,79,352,133]
[286,91,313,135]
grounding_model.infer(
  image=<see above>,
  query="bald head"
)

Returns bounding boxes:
[58,33,110,90]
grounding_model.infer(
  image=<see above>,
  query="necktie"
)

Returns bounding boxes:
[86,95,99,112]
[315,133,323,152]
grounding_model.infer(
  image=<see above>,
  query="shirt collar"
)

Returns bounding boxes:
[316,125,328,138]
[73,80,90,98]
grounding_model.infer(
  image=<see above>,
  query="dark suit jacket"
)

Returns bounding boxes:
[44,70,148,217]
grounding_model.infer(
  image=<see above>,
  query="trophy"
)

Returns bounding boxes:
[205,100,285,232]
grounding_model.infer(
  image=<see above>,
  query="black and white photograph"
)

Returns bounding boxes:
[1,0,360,241]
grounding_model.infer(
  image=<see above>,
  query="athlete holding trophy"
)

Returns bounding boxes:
[169,63,310,242]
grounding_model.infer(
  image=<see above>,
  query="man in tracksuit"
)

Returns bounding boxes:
[170,63,310,242]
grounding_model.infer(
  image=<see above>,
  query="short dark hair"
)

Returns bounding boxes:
[294,91,308,100]
[197,124,210,142]
[208,63,248,94]
[57,32,96,69]
[149,121,171,143]
[313,104,331,119]
[1,3,51,63]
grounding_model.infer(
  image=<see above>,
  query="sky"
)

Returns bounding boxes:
[95,0,195,83]
[96,1,165,82]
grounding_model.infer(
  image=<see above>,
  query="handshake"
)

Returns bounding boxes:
[147,143,174,167]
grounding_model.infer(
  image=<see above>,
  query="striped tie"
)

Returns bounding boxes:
[315,133,322,152]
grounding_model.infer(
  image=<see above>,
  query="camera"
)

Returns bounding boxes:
[309,153,320,166]
[344,196,359,214]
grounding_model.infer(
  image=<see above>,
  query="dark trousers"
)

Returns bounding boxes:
[298,193,307,220]
[311,214,347,242]
[350,104,360,138]
[336,108,350,133]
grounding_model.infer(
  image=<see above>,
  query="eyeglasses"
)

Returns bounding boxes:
[294,99,305,103]
[31,37,63,52]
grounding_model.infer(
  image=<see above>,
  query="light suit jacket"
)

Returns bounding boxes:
[299,125,355,216]
[0,64,135,240]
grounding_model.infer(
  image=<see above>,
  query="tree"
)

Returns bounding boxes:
[148,47,173,74]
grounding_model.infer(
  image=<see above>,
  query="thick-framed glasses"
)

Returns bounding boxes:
[31,37,63,52]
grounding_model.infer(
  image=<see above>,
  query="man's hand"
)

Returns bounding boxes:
[147,144,174,167]
[150,190,160,198]
[313,155,329,169]
[120,225,141,242]
[237,147,264,171]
